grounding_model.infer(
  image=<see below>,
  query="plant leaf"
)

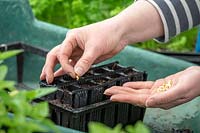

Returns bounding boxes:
[88,122,113,133]
[0,103,6,116]
[0,65,8,80]
[31,102,49,118]
[113,124,123,133]
[0,50,24,60]
[0,60,3,64]
[15,120,47,133]
[25,87,57,101]
[0,80,16,91]
[125,121,150,133]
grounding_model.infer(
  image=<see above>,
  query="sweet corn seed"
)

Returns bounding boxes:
[75,74,80,80]
[156,80,173,92]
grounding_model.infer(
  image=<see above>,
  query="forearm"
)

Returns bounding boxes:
[113,0,164,44]
[112,0,200,44]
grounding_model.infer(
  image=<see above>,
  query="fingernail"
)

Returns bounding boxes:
[40,72,45,80]
[104,91,109,95]
[110,97,113,101]
[74,66,84,76]
[46,78,50,84]
[122,83,127,86]
[40,75,43,80]
[68,72,75,78]
[110,96,115,101]
[104,89,110,95]
[46,75,53,84]
[145,100,149,107]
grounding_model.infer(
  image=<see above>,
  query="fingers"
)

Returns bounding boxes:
[123,81,154,89]
[58,35,78,78]
[40,46,59,83]
[40,67,46,80]
[54,68,65,77]
[41,31,79,82]
[54,58,79,77]
[74,45,101,76]
[104,86,150,95]
[104,86,150,107]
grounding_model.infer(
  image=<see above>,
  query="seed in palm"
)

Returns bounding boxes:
[156,80,173,92]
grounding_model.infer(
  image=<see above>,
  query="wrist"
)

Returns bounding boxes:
[100,17,130,47]
[111,0,164,44]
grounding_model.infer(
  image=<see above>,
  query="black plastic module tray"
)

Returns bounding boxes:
[46,100,145,131]
[39,62,147,131]
[40,62,147,108]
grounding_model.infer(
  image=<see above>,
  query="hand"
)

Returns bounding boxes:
[40,18,128,83]
[40,0,164,83]
[104,66,200,109]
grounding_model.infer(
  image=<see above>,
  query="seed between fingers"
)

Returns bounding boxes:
[75,73,80,80]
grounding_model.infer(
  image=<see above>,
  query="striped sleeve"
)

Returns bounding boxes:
[147,0,200,43]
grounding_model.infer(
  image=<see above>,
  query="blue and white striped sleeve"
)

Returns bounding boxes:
[146,0,200,43]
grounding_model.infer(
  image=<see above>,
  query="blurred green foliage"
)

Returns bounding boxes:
[88,121,150,133]
[135,28,198,52]
[29,0,198,52]
[29,0,132,28]
[0,50,58,133]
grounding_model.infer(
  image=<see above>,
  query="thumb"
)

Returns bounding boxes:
[74,46,100,76]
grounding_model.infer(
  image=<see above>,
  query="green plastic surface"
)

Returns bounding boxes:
[1,0,200,132]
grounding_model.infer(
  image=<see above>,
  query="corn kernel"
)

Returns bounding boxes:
[75,73,79,80]
[156,80,173,93]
